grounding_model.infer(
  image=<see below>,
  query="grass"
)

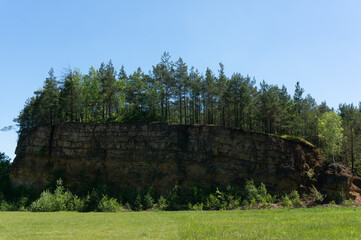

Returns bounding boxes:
[1,207,361,239]
[268,133,315,147]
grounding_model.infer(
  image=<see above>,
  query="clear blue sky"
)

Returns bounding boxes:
[1,0,361,160]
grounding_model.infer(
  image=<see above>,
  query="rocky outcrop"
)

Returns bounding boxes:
[10,122,358,198]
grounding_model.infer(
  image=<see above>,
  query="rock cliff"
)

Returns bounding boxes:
[10,123,359,199]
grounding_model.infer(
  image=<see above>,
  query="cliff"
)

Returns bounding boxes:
[10,122,360,199]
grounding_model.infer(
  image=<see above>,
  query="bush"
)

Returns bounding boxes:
[82,188,103,212]
[206,194,220,210]
[124,202,132,211]
[167,185,180,210]
[342,198,354,207]
[188,202,203,211]
[133,193,143,211]
[31,178,83,212]
[258,183,268,199]
[259,198,270,209]
[244,180,260,202]
[289,190,302,208]
[97,196,123,212]
[0,153,11,199]
[30,190,59,212]
[156,196,168,210]
[282,195,292,208]
[241,199,249,207]
[249,198,257,209]
[143,192,154,210]
[225,195,240,210]
[307,168,316,182]
[183,186,205,205]
[310,185,325,203]
[0,200,18,211]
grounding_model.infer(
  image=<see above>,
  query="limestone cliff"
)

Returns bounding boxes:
[10,123,358,199]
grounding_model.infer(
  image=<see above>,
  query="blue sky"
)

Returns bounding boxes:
[1,0,361,160]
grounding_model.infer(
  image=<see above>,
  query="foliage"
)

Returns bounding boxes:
[13,54,325,144]
[244,179,261,202]
[30,179,83,212]
[97,196,123,212]
[279,135,315,147]
[15,53,361,171]
[188,202,204,211]
[318,111,344,162]
[133,193,143,211]
[0,152,11,198]
[3,178,355,212]
[341,198,354,207]
[156,196,168,210]
[143,192,155,210]
[282,195,292,208]
[310,185,325,203]
[206,194,221,210]
[166,185,180,210]
[289,190,302,208]
[306,168,316,182]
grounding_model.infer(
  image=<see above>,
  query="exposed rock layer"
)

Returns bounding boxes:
[10,123,359,198]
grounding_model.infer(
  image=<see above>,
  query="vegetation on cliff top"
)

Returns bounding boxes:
[13,53,361,173]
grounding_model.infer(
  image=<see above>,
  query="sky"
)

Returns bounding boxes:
[1,0,361,160]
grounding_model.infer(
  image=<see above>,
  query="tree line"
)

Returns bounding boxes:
[14,52,361,173]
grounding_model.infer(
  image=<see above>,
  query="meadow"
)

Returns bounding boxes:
[0,207,361,239]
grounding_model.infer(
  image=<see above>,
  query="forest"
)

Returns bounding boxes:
[15,52,361,173]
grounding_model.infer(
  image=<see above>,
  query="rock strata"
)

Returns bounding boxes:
[10,123,359,198]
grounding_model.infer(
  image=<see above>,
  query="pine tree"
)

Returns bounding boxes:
[59,68,82,122]
[40,68,60,126]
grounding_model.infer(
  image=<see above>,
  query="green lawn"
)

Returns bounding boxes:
[0,207,361,239]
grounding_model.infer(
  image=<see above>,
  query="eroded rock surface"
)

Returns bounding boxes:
[10,123,358,198]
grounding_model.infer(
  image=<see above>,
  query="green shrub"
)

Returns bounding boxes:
[66,195,84,211]
[259,198,269,208]
[249,198,257,209]
[206,194,221,210]
[0,153,12,205]
[167,185,180,210]
[134,193,143,211]
[258,183,267,199]
[188,202,203,211]
[307,168,316,182]
[282,195,292,208]
[156,196,168,210]
[244,180,260,202]
[97,196,123,212]
[342,198,354,207]
[30,190,59,212]
[31,178,83,212]
[143,192,154,210]
[17,197,29,209]
[241,199,249,207]
[289,190,302,208]
[82,189,102,212]
[0,200,18,211]
[215,188,227,210]
[310,185,325,203]
[225,195,240,210]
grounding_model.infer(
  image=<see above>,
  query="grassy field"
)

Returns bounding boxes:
[0,207,361,239]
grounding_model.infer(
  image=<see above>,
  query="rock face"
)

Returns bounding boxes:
[10,122,357,198]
